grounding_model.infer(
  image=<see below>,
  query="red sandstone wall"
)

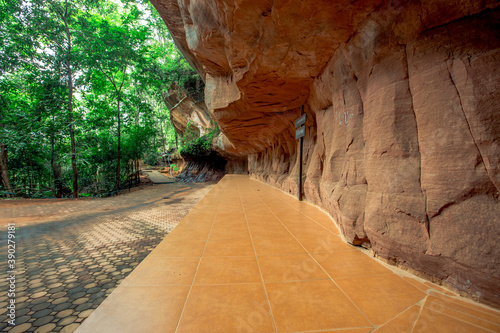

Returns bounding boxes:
[151,0,500,306]
[250,7,500,306]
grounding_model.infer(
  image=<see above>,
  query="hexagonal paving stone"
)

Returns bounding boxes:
[4,180,211,333]
[60,323,80,333]
[77,309,94,318]
[15,315,31,324]
[69,292,86,299]
[75,303,93,311]
[32,291,47,299]
[58,315,78,326]
[34,323,56,333]
[33,315,54,327]
[30,283,45,289]
[72,297,89,305]
[9,323,32,333]
[56,309,74,318]
[53,303,72,311]
[32,302,51,311]
[49,286,65,294]
[32,309,52,318]
[16,296,29,303]
[17,308,30,316]
[32,296,50,305]
[88,291,105,300]
[68,287,83,294]
[87,287,101,294]
[52,297,69,305]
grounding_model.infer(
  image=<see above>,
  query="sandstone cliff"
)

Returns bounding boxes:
[163,81,213,137]
[151,0,500,306]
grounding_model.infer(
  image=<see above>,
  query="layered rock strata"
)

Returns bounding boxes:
[151,0,500,306]
[163,82,213,137]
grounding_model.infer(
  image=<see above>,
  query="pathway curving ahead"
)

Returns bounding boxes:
[78,175,500,333]
[0,174,213,333]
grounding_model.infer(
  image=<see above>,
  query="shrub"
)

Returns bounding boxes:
[179,123,220,158]
[179,135,211,157]
[143,152,159,166]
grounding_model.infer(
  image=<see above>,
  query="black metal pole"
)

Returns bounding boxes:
[298,105,304,201]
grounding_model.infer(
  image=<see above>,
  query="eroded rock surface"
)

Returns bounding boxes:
[163,82,213,137]
[151,0,500,306]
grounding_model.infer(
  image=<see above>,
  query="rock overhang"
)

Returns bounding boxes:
[150,0,500,307]
[150,0,394,154]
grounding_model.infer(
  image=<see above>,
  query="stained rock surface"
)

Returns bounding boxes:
[163,81,213,137]
[151,0,500,306]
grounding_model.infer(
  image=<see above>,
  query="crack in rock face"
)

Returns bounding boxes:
[150,0,500,306]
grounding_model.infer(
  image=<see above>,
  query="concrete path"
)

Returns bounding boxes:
[142,170,175,184]
[0,177,213,333]
[77,175,500,333]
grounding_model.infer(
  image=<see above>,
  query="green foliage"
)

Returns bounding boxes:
[143,152,159,166]
[179,136,211,157]
[0,0,203,197]
[179,124,220,158]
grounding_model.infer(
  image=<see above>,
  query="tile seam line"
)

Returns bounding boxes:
[263,191,340,238]
[237,184,279,333]
[264,278,332,284]
[284,325,375,333]
[423,307,497,332]
[410,295,428,333]
[250,177,337,227]
[423,298,500,327]
[253,185,376,327]
[331,272,396,279]
[404,277,432,292]
[371,298,425,332]
[191,282,272,286]
[173,186,225,333]
[427,292,500,318]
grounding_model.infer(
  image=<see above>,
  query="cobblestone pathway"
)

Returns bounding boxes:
[0,179,213,333]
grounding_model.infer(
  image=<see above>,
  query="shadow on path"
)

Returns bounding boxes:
[0,181,214,333]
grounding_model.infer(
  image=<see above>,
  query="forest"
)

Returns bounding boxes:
[0,0,200,198]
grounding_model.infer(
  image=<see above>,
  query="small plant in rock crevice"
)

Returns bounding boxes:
[179,122,220,158]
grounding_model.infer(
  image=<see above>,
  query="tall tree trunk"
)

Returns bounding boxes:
[69,83,78,198]
[115,96,121,192]
[50,136,63,198]
[27,155,32,198]
[136,159,139,184]
[0,107,12,196]
[99,67,126,193]
[0,142,12,196]
[64,1,78,198]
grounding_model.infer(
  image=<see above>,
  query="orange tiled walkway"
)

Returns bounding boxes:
[77,175,500,333]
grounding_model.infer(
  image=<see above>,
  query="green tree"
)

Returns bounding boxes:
[80,5,151,191]
[0,0,204,198]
